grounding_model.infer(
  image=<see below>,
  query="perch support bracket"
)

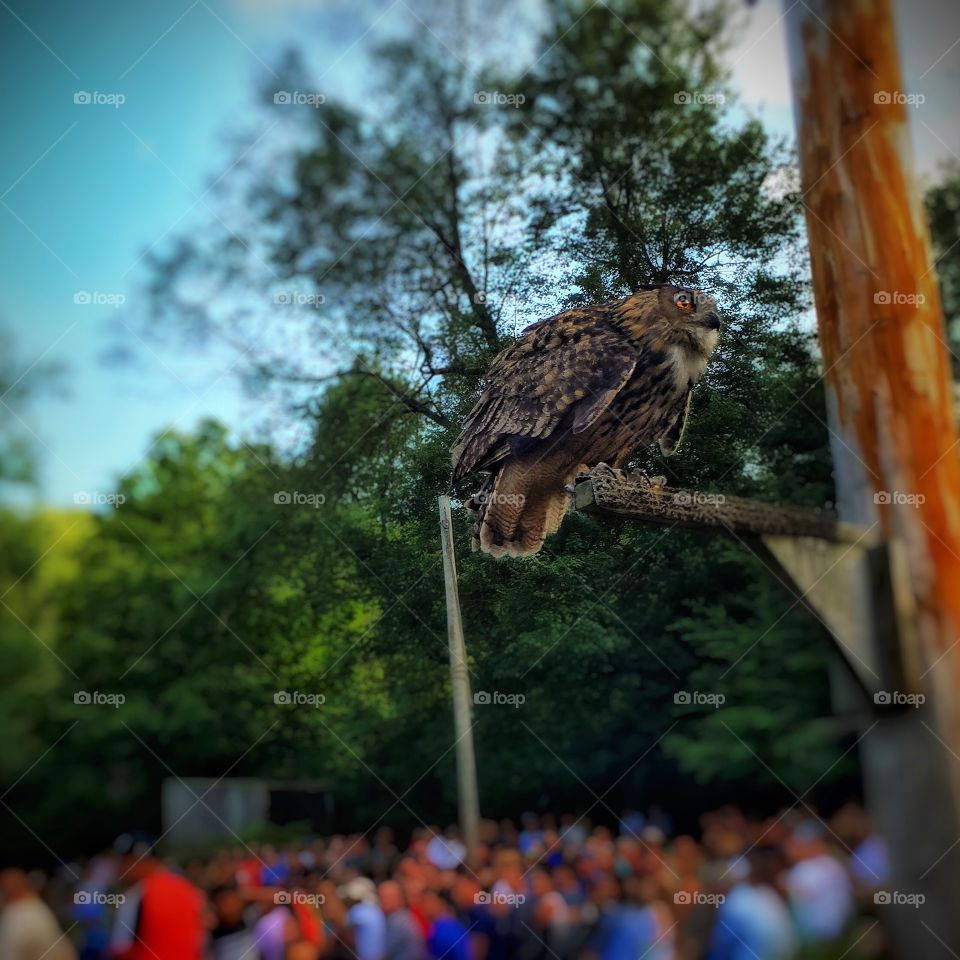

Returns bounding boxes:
[574,472,919,704]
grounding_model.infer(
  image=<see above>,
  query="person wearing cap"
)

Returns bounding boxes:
[340,877,387,960]
[108,833,205,960]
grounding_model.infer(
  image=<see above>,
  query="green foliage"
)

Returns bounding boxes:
[0,510,94,776]
[926,160,960,373]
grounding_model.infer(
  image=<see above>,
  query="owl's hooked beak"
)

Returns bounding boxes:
[702,311,721,331]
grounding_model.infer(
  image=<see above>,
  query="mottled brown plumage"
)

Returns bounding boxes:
[450,284,721,557]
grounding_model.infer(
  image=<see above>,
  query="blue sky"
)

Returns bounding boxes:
[0,0,394,505]
[1,0,958,507]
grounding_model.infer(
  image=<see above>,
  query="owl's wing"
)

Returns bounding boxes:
[658,389,692,456]
[451,310,637,484]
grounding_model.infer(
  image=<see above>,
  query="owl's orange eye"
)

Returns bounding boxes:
[674,294,694,312]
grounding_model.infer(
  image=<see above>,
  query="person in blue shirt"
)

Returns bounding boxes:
[591,876,672,960]
[423,890,471,960]
[706,851,797,960]
[518,814,544,856]
[259,845,291,886]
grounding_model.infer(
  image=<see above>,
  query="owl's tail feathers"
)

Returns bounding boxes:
[467,465,569,558]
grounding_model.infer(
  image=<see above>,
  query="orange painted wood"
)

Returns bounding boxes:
[789,0,960,692]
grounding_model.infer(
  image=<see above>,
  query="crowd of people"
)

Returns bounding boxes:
[0,803,894,960]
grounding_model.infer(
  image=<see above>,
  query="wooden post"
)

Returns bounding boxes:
[785,2,960,954]
[438,496,481,862]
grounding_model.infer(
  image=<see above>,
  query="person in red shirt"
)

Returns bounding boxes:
[109,833,206,960]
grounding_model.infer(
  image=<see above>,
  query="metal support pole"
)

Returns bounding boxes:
[438,495,480,861]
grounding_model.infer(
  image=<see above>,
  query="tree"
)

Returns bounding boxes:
[0,509,94,783]
[142,0,843,803]
[926,161,960,375]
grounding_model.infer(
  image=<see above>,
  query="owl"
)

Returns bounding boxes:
[450,284,721,557]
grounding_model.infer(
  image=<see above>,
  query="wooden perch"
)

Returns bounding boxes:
[573,470,869,544]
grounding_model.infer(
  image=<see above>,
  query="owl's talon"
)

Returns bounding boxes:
[647,475,668,494]
[589,462,628,482]
[630,472,668,493]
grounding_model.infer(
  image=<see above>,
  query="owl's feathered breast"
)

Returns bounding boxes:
[589,350,690,446]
